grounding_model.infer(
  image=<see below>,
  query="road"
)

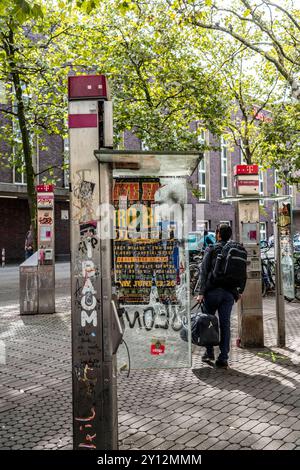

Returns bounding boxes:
[0,262,71,308]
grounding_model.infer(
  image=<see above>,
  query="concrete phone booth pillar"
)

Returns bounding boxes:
[68,75,121,450]
[234,164,264,348]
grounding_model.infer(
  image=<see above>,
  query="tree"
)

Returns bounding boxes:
[169,0,300,100]
[256,102,300,184]
[0,1,81,246]
[76,0,227,150]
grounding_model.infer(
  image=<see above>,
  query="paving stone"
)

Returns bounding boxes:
[263,440,287,450]
[1,295,300,451]
[283,430,300,443]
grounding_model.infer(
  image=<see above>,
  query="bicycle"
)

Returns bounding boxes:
[260,241,276,297]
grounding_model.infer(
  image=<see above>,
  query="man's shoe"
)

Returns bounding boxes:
[202,352,215,362]
[215,359,228,369]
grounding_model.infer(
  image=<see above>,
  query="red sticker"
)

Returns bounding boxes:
[151,339,166,355]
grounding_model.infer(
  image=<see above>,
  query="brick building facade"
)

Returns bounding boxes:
[0,99,70,263]
[1,106,299,263]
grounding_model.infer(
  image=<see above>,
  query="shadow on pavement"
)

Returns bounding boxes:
[192,364,300,405]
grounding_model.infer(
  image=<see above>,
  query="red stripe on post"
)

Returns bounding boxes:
[237,180,259,186]
[68,114,98,128]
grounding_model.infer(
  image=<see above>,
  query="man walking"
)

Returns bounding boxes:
[25,225,34,260]
[195,224,247,368]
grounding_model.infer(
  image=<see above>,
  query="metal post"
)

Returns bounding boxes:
[1,248,5,267]
[99,161,118,449]
[68,75,117,450]
[274,201,286,347]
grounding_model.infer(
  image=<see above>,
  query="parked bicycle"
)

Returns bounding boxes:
[260,241,276,297]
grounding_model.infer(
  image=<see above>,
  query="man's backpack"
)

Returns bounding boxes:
[210,241,248,291]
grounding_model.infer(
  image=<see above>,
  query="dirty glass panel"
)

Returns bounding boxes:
[114,177,191,369]
[278,201,295,299]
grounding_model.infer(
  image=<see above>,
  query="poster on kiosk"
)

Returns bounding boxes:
[104,152,200,370]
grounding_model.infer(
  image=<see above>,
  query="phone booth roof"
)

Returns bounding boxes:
[94,149,201,177]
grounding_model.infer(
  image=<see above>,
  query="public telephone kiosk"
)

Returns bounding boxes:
[68,74,198,450]
[233,164,264,347]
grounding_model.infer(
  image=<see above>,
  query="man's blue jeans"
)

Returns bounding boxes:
[204,287,235,362]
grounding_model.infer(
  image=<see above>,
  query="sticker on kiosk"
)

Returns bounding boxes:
[150,338,166,355]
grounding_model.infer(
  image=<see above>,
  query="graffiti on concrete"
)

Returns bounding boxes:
[73,170,96,222]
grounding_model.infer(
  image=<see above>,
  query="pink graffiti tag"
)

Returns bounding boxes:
[75,407,96,449]
[75,407,95,422]
[78,443,97,449]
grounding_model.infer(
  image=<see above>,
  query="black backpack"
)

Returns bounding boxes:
[210,241,248,291]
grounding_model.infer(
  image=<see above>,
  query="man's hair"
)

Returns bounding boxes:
[216,223,232,242]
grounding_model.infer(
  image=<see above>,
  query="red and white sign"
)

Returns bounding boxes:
[236,180,259,186]
[68,75,108,100]
[68,113,98,129]
[234,165,259,176]
[37,194,54,209]
[36,184,54,193]
[235,173,259,195]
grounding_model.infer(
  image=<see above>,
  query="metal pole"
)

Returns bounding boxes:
[68,75,117,450]
[99,161,118,449]
[274,201,286,347]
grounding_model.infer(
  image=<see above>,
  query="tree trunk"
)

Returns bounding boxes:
[8,27,37,250]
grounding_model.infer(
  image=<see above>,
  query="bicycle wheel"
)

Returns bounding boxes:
[262,279,267,297]
[268,260,276,288]
[189,263,200,296]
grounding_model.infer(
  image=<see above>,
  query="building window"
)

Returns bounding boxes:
[196,220,209,231]
[260,222,267,241]
[219,220,231,226]
[259,170,265,205]
[63,138,70,188]
[197,128,206,147]
[221,136,228,198]
[0,81,6,103]
[274,169,280,195]
[198,157,206,201]
[240,140,247,164]
[13,162,26,185]
[12,120,26,185]
[141,141,149,151]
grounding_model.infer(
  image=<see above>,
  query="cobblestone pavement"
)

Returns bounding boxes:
[0,296,300,450]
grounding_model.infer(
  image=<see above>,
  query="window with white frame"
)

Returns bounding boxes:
[221,136,228,198]
[219,220,231,227]
[0,81,6,103]
[141,141,149,151]
[63,137,70,188]
[197,128,206,146]
[240,140,247,164]
[12,117,26,185]
[260,222,267,241]
[196,220,209,231]
[198,157,206,200]
[274,169,280,195]
[259,170,265,205]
